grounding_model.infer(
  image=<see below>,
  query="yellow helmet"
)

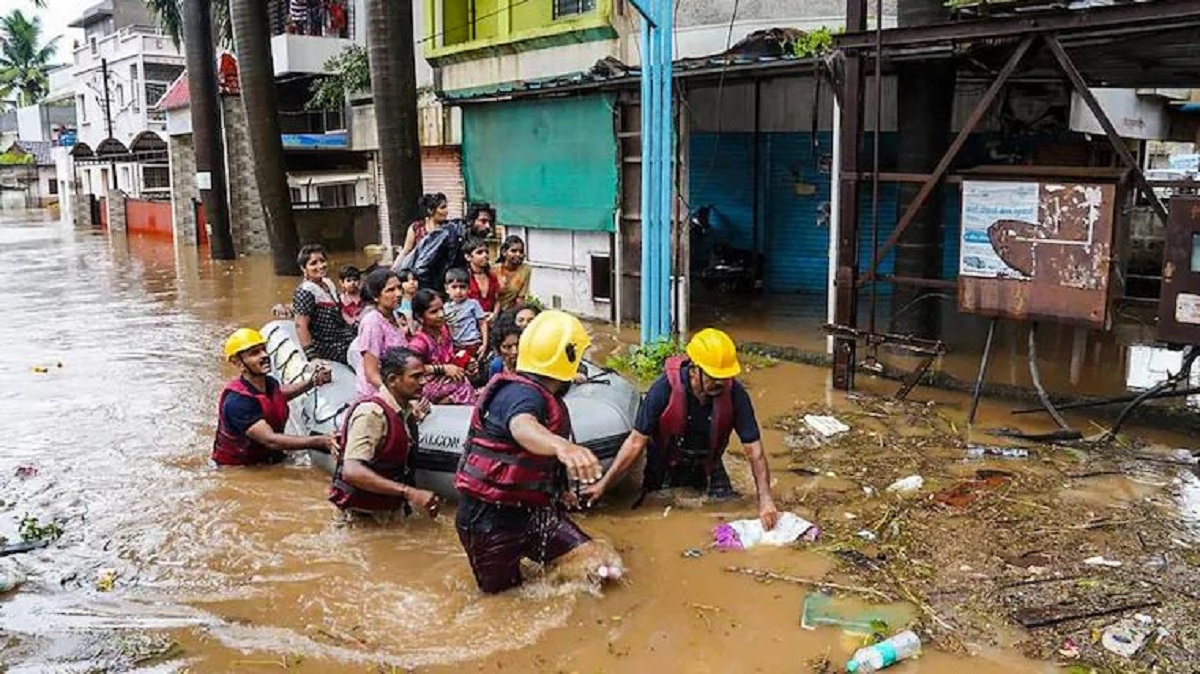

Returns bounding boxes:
[224,328,267,359]
[686,328,741,379]
[517,310,591,382]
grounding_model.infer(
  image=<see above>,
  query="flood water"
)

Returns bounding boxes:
[0,211,1190,672]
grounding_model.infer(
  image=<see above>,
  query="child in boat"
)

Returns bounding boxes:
[395,267,419,334]
[464,237,499,316]
[443,267,488,363]
[339,265,365,327]
[406,288,478,405]
[487,309,523,380]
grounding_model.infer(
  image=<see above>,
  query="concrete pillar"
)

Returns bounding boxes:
[107,189,127,233]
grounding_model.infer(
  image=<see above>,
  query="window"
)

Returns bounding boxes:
[589,254,612,302]
[130,65,139,111]
[50,180,59,196]
[142,165,170,191]
[145,82,167,110]
[115,84,124,107]
[120,166,132,190]
[553,0,596,19]
[318,184,355,208]
[89,37,97,54]
[78,96,88,123]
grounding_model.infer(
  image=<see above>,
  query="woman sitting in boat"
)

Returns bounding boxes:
[398,192,449,262]
[293,244,356,365]
[406,288,478,405]
[495,235,532,313]
[355,269,409,400]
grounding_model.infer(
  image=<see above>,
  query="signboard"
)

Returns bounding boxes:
[957,179,1118,328]
[281,132,349,150]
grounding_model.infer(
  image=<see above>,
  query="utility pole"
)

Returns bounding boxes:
[101,58,117,190]
[183,0,236,259]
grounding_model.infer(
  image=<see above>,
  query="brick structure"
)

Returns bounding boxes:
[169,133,199,245]
[220,97,270,255]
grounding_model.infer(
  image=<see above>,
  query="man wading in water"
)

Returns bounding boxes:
[454,311,619,593]
[329,347,441,522]
[212,328,339,466]
[584,328,780,530]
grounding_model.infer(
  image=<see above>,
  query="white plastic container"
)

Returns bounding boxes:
[846,630,921,672]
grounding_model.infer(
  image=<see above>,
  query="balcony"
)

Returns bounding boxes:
[73,26,182,71]
[269,0,357,76]
[425,0,614,62]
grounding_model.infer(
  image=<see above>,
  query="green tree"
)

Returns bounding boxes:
[307,43,369,111]
[142,0,233,48]
[0,10,59,106]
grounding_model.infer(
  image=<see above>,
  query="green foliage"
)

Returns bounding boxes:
[606,338,686,386]
[143,0,233,48]
[0,151,34,165]
[0,10,59,106]
[792,27,836,58]
[19,514,62,542]
[307,44,370,111]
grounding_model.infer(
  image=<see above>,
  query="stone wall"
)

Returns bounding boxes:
[106,189,127,233]
[169,133,199,245]
[220,97,270,255]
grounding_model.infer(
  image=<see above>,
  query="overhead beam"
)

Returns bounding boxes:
[860,34,1035,286]
[1044,36,1170,224]
[834,0,1200,49]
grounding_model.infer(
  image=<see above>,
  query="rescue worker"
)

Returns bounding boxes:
[212,328,338,466]
[583,328,780,530]
[329,347,441,520]
[454,310,607,594]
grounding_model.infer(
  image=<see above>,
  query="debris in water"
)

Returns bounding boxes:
[856,530,877,542]
[18,514,62,543]
[966,445,1030,460]
[845,629,921,672]
[800,592,913,636]
[0,539,50,557]
[1101,614,1156,658]
[886,475,923,494]
[711,513,819,550]
[95,568,118,592]
[932,471,1012,509]
[14,465,37,478]
[1083,556,1123,568]
[804,414,850,438]
[682,548,703,558]
[1058,637,1081,659]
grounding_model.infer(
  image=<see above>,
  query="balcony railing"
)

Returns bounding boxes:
[269,0,354,39]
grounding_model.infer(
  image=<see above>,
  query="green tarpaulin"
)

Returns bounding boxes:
[462,94,617,232]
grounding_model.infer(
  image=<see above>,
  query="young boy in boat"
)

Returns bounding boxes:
[213,328,339,466]
[443,267,489,369]
[330,347,440,522]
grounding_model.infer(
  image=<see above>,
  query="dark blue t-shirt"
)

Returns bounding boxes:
[480,379,554,440]
[220,376,281,437]
[633,363,760,447]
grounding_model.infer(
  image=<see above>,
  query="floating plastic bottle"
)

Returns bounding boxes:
[846,630,921,672]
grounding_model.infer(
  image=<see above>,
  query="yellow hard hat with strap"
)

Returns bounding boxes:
[224,328,267,359]
[685,328,741,379]
[517,310,591,382]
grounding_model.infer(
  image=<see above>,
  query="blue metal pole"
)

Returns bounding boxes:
[638,10,654,345]
[658,0,674,339]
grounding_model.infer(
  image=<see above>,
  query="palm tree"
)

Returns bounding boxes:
[0,10,59,106]
[230,0,300,274]
[366,0,423,245]
[142,0,233,47]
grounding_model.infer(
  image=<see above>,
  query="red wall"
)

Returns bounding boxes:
[125,199,173,238]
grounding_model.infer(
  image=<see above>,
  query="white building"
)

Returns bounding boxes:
[66,0,183,198]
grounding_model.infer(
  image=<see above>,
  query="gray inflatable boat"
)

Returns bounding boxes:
[261,320,639,499]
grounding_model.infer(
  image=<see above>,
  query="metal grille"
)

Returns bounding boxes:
[553,0,596,19]
[142,165,170,190]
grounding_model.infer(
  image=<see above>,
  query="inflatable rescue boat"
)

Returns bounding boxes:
[261,320,639,499]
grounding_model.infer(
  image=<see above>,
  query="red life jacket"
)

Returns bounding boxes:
[650,356,735,482]
[328,396,417,511]
[212,377,290,466]
[454,372,570,508]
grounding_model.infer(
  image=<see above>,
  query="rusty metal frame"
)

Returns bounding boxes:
[824,323,948,400]
[859,34,1035,286]
[834,0,1200,50]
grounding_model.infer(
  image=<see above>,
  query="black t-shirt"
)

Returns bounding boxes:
[633,363,761,446]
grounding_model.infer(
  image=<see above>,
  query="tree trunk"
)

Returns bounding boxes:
[366,0,423,245]
[230,0,300,275]
[182,0,235,259]
[891,0,954,338]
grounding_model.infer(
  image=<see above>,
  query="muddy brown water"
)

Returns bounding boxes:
[1,211,1192,672]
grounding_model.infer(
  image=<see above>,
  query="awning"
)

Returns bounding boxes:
[286,171,370,189]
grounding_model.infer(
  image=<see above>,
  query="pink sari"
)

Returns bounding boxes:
[408,325,478,405]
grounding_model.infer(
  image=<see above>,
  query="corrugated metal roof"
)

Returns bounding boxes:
[4,140,54,166]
